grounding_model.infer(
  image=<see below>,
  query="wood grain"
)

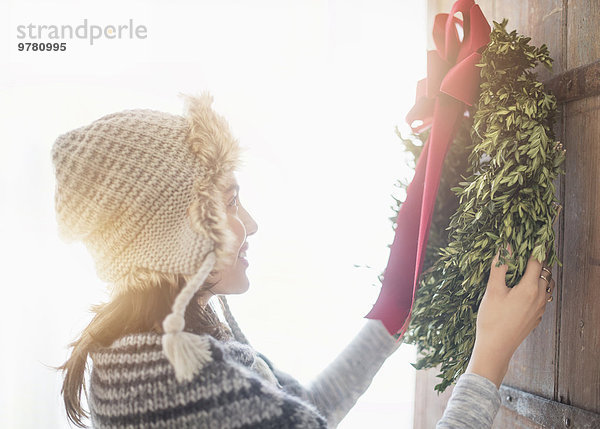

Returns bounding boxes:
[494,0,566,81]
[558,93,600,413]
[545,60,600,104]
[567,0,600,70]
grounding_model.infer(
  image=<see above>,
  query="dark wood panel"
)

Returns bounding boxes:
[567,0,600,70]
[545,60,600,104]
[558,94,600,413]
[553,107,567,404]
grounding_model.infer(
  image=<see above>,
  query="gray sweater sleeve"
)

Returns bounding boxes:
[302,318,402,427]
[436,373,502,428]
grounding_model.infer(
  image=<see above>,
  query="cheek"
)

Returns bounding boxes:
[228,213,246,246]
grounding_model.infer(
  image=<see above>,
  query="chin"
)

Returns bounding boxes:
[235,279,250,294]
[220,275,250,296]
[215,261,251,295]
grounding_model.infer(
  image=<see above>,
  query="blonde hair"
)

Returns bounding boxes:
[57,267,233,427]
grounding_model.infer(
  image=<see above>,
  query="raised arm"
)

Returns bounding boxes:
[300,318,402,427]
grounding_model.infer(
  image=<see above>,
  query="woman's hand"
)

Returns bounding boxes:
[465,245,556,389]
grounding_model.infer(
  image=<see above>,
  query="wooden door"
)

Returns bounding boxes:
[413,1,600,427]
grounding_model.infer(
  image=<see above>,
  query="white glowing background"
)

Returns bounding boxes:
[0,1,426,427]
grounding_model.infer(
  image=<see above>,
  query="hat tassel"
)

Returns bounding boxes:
[162,251,216,382]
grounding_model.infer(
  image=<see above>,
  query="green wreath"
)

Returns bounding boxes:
[389,20,566,393]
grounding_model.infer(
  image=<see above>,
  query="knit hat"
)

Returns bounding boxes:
[51,92,242,381]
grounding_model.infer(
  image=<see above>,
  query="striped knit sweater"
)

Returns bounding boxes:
[88,316,502,428]
[88,318,401,428]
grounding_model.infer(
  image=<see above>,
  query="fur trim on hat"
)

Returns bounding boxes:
[181,92,243,274]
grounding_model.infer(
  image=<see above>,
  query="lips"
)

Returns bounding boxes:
[237,242,249,267]
[238,242,249,259]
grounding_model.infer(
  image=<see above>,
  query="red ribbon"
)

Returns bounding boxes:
[365,0,490,337]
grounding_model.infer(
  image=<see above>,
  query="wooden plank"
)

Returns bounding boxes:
[490,0,567,400]
[558,94,600,413]
[567,0,600,70]
[412,366,454,429]
[553,106,567,404]
[495,0,566,81]
[545,60,600,104]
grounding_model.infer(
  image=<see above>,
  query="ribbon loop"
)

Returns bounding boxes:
[366,0,490,337]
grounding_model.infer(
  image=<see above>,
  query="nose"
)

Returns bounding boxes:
[242,206,258,236]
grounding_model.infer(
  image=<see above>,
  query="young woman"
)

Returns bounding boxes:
[53,93,555,428]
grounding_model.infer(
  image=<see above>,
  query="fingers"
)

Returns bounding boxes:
[520,252,543,286]
[535,276,556,329]
[542,276,555,292]
[487,243,515,291]
[488,248,509,290]
[540,271,556,302]
[489,245,557,303]
[506,243,513,258]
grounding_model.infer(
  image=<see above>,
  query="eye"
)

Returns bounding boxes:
[228,194,239,208]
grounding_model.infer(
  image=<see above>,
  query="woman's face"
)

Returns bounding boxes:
[203,173,258,300]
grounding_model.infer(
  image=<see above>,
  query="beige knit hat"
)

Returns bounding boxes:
[51,92,242,381]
